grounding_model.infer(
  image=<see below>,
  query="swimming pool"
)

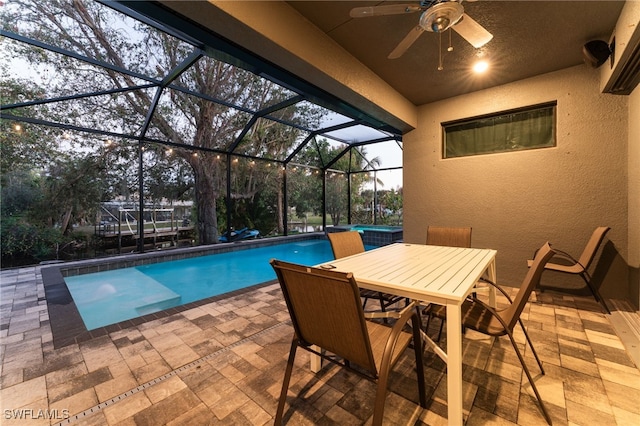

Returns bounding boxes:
[64,239,336,330]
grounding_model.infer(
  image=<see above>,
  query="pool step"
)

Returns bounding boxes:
[136,294,182,315]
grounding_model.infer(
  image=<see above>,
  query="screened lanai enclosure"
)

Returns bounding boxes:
[1,0,403,266]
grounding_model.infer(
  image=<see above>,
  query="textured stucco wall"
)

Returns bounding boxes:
[629,85,640,308]
[404,65,630,299]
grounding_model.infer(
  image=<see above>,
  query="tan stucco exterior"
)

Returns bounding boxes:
[403,65,631,300]
[628,85,640,306]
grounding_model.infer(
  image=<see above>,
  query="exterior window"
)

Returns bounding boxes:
[442,102,556,158]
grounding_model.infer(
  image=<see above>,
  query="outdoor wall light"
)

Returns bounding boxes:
[582,40,611,68]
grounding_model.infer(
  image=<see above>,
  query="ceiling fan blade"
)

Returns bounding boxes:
[388,25,425,59]
[452,13,493,48]
[350,4,422,18]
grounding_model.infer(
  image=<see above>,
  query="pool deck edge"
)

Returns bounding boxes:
[41,234,324,348]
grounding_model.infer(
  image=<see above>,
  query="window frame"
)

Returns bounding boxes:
[441,101,557,159]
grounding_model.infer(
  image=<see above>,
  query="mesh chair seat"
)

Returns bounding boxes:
[428,299,506,336]
[365,320,413,372]
[426,226,472,248]
[528,226,611,313]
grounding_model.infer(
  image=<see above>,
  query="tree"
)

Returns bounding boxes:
[379,188,403,225]
[3,0,324,245]
[35,151,111,234]
[290,138,379,226]
[0,76,57,172]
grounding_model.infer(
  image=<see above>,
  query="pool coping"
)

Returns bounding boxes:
[42,233,325,348]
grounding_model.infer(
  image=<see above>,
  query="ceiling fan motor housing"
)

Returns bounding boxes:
[420,1,464,33]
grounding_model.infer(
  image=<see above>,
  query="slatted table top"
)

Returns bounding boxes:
[318,243,497,304]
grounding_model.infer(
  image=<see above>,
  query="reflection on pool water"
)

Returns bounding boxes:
[65,239,337,330]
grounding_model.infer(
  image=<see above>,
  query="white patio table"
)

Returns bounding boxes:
[315,243,497,426]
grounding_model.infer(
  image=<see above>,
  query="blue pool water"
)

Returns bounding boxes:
[65,239,337,330]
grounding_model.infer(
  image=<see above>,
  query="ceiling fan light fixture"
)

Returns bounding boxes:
[420,2,464,33]
[472,60,489,73]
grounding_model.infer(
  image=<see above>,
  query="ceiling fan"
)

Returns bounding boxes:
[350,0,493,59]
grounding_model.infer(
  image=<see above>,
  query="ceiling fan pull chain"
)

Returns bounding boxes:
[448,28,454,52]
[438,31,444,71]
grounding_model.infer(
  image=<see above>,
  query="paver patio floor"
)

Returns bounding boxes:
[1,265,639,425]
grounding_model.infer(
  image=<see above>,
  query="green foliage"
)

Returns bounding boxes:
[1,216,64,262]
[1,170,43,216]
[0,79,57,172]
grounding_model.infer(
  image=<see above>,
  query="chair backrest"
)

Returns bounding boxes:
[270,259,378,374]
[502,242,555,330]
[426,226,472,248]
[327,231,365,259]
[577,226,610,269]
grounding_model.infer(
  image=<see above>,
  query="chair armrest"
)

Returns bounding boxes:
[364,301,416,320]
[380,301,419,366]
[473,279,513,304]
[549,249,585,268]
[364,310,403,320]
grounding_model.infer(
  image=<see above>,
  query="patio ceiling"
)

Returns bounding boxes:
[285,0,625,105]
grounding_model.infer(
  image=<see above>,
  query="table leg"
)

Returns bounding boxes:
[310,345,321,372]
[487,259,497,308]
[446,302,463,426]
